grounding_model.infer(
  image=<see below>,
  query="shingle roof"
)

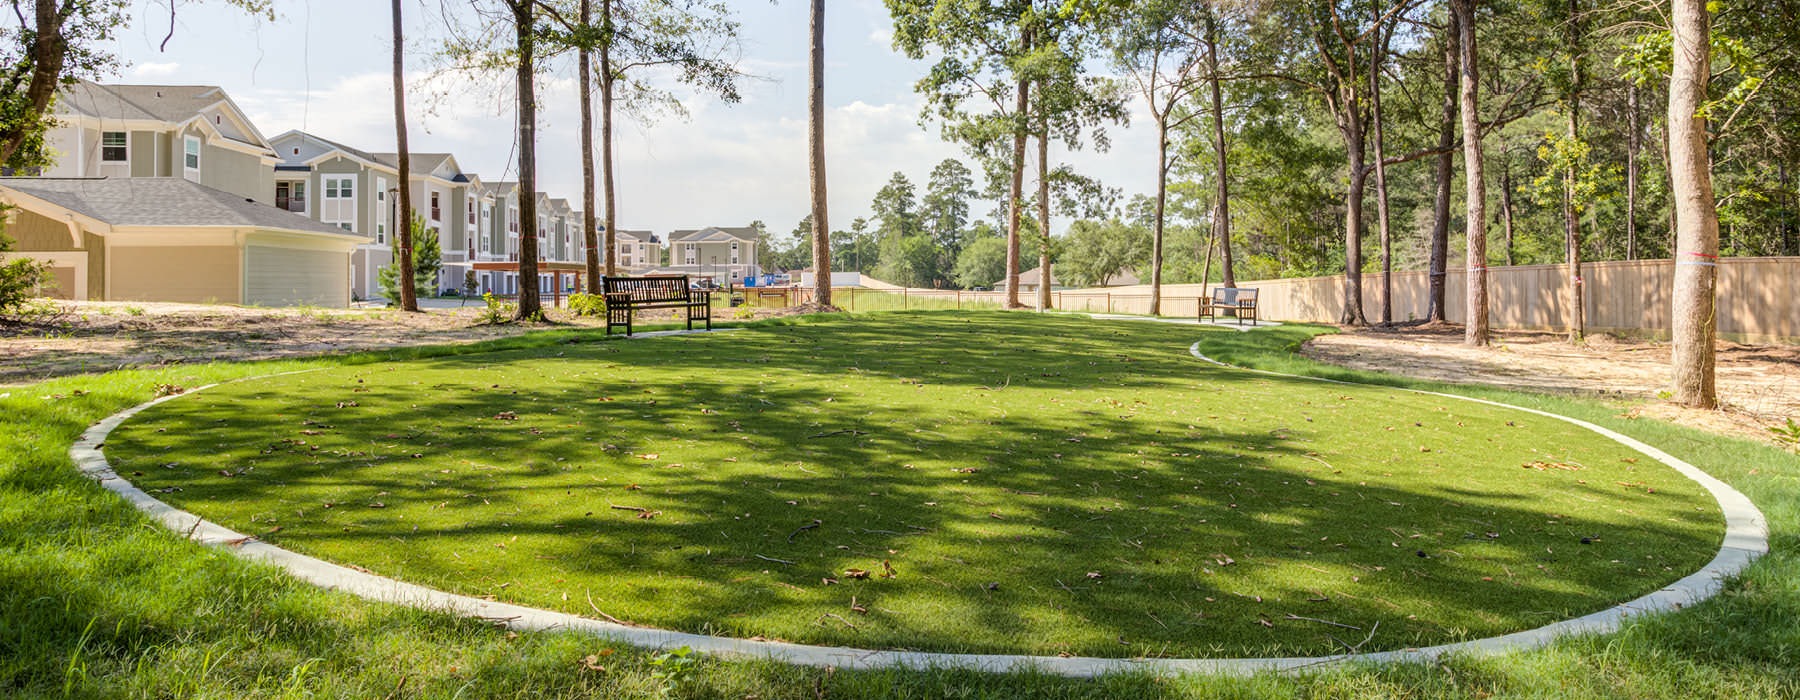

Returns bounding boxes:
[283,131,381,164]
[0,177,361,237]
[369,153,454,174]
[56,80,227,123]
[668,226,760,242]
[613,229,656,242]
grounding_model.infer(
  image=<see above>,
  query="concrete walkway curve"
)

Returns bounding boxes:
[67,325,1767,678]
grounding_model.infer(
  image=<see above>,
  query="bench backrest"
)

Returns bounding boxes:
[603,275,692,303]
[1212,287,1258,305]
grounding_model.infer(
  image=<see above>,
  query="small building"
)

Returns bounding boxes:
[1,177,362,306]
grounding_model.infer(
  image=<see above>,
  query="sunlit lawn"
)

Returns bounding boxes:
[105,312,1720,659]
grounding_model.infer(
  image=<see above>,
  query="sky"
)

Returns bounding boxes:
[106,0,1158,239]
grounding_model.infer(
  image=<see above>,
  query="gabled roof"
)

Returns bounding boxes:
[613,229,657,242]
[58,80,274,155]
[0,177,360,238]
[369,153,456,177]
[273,130,382,165]
[668,226,760,243]
[57,80,227,123]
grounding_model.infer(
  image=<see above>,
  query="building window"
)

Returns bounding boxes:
[276,181,307,213]
[101,132,127,162]
[507,207,518,234]
[325,177,354,199]
[374,177,389,244]
[322,176,355,230]
[430,192,442,221]
[730,241,740,265]
[182,136,201,180]
[467,199,475,225]
[684,243,697,266]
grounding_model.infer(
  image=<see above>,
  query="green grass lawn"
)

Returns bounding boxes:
[101,312,1720,659]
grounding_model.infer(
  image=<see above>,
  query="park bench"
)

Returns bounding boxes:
[1200,287,1259,326]
[601,275,712,336]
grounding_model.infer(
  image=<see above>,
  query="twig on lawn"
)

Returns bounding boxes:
[585,590,628,626]
[816,613,858,630]
[788,519,822,543]
[755,554,796,565]
[1326,620,1380,654]
[1285,613,1361,630]
[807,428,867,439]
[608,504,651,513]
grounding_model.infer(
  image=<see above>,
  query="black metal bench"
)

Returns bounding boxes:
[601,275,712,336]
[1200,287,1259,326]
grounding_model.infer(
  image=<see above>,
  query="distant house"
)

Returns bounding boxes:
[0,177,361,306]
[611,229,661,273]
[665,226,761,284]
[996,266,1069,294]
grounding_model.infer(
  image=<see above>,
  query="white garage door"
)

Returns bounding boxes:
[245,246,349,307]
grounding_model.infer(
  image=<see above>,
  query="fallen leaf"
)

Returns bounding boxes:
[844,568,871,580]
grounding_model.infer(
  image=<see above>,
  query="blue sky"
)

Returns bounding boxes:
[108,0,1155,237]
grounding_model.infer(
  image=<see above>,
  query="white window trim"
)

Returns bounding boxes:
[374,177,390,246]
[101,131,129,163]
[182,135,201,181]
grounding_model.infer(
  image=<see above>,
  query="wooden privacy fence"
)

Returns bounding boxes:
[1063,257,1800,342]
[751,257,1797,342]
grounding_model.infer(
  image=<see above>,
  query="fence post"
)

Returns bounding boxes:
[956,290,962,309]
[1106,293,1112,314]
[904,287,909,309]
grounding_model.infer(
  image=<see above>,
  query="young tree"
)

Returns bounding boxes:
[391,0,419,312]
[1104,0,1206,315]
[379,216,440,303]
[808,0,832,308]
[1667,0,1718,407]
[871,172,921,241]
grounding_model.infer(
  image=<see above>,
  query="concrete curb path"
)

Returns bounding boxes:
[66,326,1767,678]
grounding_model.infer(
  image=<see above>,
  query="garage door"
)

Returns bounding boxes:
[245,246,349,307]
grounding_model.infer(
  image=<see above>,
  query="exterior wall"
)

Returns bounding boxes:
[129,131,159,178]
[245,244,350,307]
[4,208,81,250]
[312,157,375,236]
[108,243,242,304]
[352,246,394,302]
[181,123,275,203]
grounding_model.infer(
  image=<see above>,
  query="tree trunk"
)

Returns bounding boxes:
[1501,160,1517,265]
[808,0,831,308]
[1370,24,1394,326]
[579,0,600,291]
[1426,10,1457,324]
[1005,77,1029,309]
[1207,13,1235,290]
[1455,0,1488,347]
[601,0,617,277]
[1626,82,1640,260]
[513,0,542,320]
[1668,0,1718,408]
[1563,0,1585,342]
[1036,125,1052,312]
[1340,111,1369,327]
[1150,118,1167,316]
[0,0,68,167]
[391,0,418,312]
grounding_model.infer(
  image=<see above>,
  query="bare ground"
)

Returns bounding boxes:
[1302,323,1800,445]
[0,300,778,387]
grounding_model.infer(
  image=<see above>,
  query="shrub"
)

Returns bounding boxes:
[475,292,516,325]
[0,227,51,320]
[568,293,607,317]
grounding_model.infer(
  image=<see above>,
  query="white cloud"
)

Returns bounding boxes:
[131,62,182,78]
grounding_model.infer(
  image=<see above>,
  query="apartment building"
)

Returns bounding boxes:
[664,226,760,284]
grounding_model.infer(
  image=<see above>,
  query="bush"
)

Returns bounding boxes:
[475,292,516,325]
[0,227,51,320]
[568,293,607,317]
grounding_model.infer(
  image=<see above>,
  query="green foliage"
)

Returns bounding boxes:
[0,233,49,318]
[1771,418,1800,451]
[378,215,438,303]
[875,235,941,288]
[1059,218,1148,287]
[647,646,696,698]
[475,292,516,325]
[952,235,1009,289]
[567,292,606,317]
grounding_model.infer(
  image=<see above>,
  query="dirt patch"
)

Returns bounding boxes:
[0,300,737,386]
[1302,323,1800,446]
